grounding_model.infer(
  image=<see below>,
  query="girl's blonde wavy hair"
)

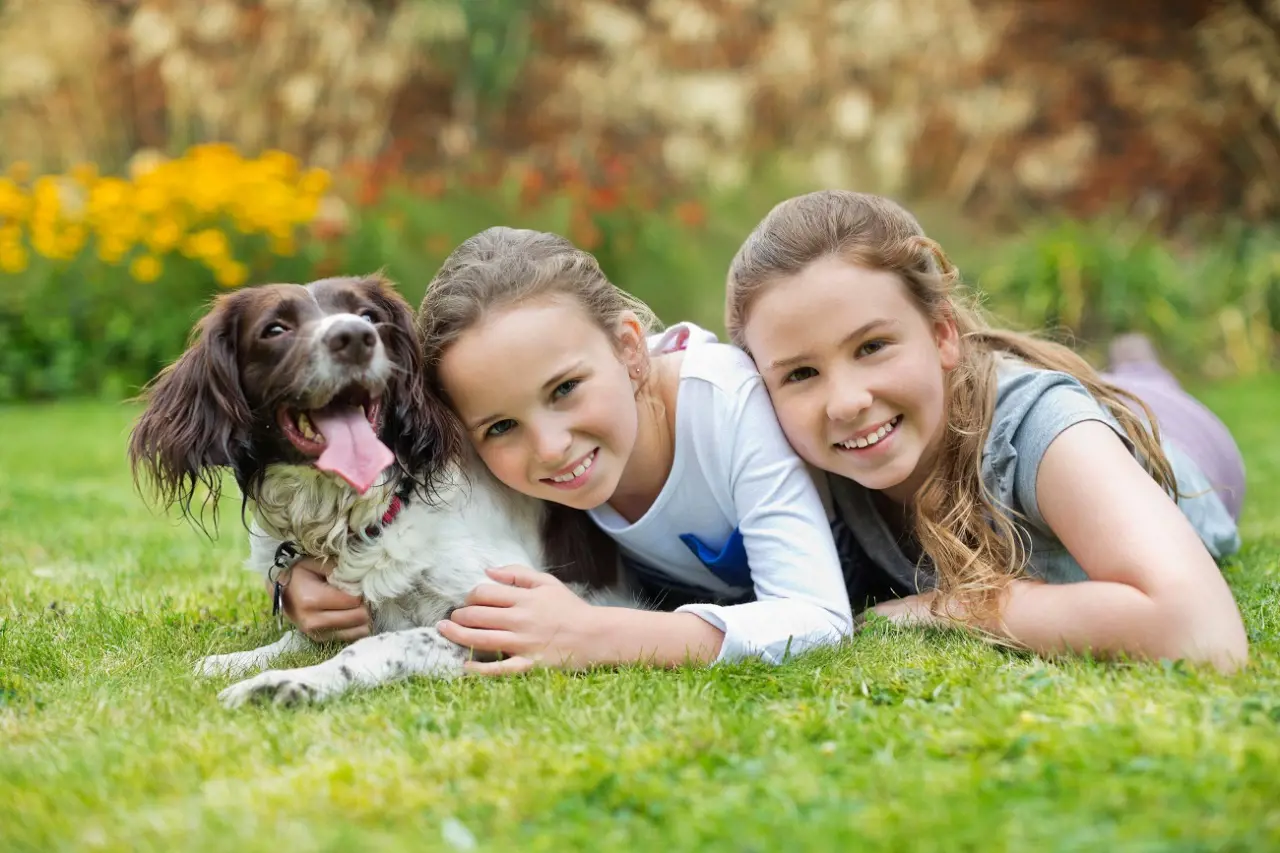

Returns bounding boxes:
[417,226,659,588]
[725,190,1176,623]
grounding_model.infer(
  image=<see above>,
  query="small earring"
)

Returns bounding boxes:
[633,366,640,377]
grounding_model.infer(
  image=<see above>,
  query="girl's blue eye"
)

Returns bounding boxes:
[485,419,517,438]
[785,366,817,384]
[553,379,580,399]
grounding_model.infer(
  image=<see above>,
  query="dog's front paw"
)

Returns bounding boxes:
[218,669,328,709]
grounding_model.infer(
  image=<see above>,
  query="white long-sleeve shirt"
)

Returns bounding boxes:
[587,324,854,663]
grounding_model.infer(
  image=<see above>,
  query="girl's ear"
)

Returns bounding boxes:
[614,310,647,371]
[934,311,961,371]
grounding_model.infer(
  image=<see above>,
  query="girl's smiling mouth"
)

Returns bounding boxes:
[833,415,902,451]
[541,448,599,489]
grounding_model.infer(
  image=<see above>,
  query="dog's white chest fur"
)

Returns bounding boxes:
[248,462,547,630]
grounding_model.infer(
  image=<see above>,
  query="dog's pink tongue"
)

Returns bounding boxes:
[312,406,394,494]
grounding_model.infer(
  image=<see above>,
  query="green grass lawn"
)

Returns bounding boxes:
[2,377,1279,852]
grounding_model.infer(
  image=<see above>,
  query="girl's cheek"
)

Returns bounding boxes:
[774,406,811,455]
[479,444,515,482]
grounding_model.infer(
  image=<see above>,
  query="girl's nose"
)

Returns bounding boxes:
[825,378,873,423]
[531,422,573,466]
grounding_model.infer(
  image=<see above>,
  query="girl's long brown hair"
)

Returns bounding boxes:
[726,190,1176,623]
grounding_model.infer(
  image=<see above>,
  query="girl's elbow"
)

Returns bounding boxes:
[1192,631,1248,675]
[1151,577,1248,674]
[1164,605,1249,674]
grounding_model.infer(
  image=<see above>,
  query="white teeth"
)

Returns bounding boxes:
[297,413,318,440]
[836,416,899,450]
[551,451,594,483]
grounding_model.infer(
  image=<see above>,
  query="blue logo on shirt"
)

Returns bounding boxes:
[679,527,751,588]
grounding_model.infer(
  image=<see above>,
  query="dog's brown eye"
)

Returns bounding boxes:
[262,322,289,339]
[359,310,378,324]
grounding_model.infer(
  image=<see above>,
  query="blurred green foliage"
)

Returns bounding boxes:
[972,219,1279,378]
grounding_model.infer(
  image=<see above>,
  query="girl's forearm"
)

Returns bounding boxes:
[980,580,1247,672]
[587,609,725,668]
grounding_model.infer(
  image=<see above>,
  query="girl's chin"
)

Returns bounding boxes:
[826,452,915,493]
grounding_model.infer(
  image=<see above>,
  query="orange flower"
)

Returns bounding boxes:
[588,186,620,213]
[568,211,602,251]
[674,200,707,229]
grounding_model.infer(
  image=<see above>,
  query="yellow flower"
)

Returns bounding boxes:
[214,259,248,288]
[146,218,184,254]
[70,163,99,186]
[183,228,230,262]
[0,179,29,221]
[31,223,62,260]
[261,149,300,180]
[0,243,28,274]
[130,254,163,283]
[0,145,331,277]
[96,234,130,265]
[299,168,331,198]
[134,183,168,215]
[60,225,88,258]
[31,177,62,222]
[86,178,131,218]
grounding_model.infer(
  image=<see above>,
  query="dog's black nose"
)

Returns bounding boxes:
[324,317,378,365]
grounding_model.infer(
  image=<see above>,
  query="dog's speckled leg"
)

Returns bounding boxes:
[216,627,468,708]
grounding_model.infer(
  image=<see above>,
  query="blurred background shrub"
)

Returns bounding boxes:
[0,0,1277,401]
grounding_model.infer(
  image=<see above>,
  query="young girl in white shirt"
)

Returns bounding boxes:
[413,226,853,674]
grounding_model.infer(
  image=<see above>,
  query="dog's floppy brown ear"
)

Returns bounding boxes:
[360,273,465,499]
[128,291,252,530]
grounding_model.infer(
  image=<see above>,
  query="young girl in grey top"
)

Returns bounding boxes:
[724,189,1248,672]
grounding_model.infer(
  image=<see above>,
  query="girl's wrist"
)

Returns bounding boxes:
[577,605,621,668]
[580,608,724,668]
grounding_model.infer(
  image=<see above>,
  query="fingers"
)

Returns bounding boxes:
[300,601,371,632]
[448,604,520,631]
[485,565,558,589]
[465,581,529,607]
[464,656,535,677]
[315,621,372,644]
[291,603,373,643]
[464,582,524,608]
[287,567,364,610]
[281,567,370,642]
[436,619,519,654]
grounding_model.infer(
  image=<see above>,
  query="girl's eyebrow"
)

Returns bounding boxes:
[541,361,586,392]
[465,361,588,431]
[766,319,898,372]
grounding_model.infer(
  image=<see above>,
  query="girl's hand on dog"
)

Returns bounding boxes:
[438,566,603,675]
[280,557,372,643]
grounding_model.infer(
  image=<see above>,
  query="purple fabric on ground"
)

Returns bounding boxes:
[1102,361,1246,521]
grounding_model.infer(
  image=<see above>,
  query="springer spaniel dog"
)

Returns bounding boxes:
[128,274,629,708]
